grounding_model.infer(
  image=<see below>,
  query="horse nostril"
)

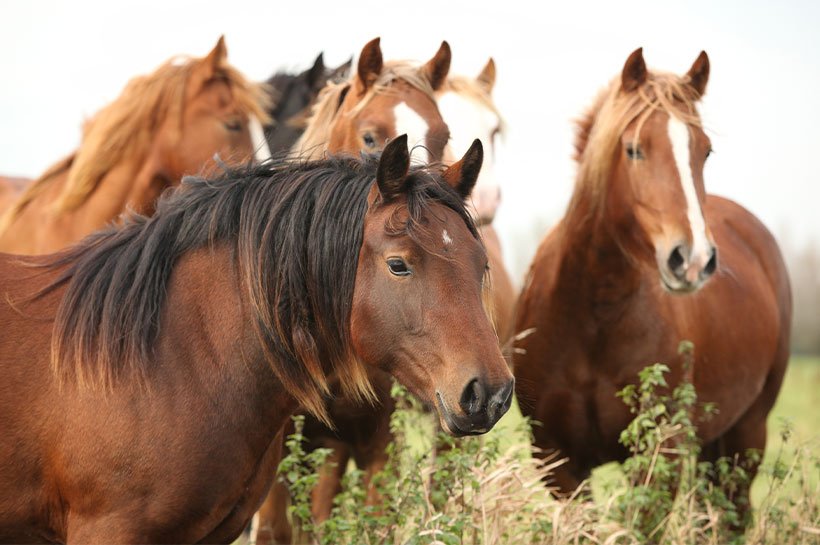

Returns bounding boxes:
[489,378,514,419]
[703,247,718,278]
[459,378,485,417]
[667,245,687,280]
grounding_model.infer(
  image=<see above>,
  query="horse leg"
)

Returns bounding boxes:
[309,439,350,523]
[253,478,293,545]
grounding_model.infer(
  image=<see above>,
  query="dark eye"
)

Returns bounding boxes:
[363,132,376,148]
[705,148,713,159]
[626,143,644,160]
[387,257,411,276]
[224,119,243,132]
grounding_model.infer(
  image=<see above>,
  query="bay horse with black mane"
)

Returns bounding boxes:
[0,36,268,255]
[513,49,791,523]
[0,135,513,543]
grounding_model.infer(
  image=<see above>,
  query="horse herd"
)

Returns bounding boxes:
[0,36,791,544]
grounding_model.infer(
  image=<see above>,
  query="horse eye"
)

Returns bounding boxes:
[363,133,376,148]
[224,119,243,132]
[626,143,644,160]
[706,148,713,159]
[387,257,411,276]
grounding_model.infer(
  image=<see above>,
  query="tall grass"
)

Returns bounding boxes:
[271,356,820,545]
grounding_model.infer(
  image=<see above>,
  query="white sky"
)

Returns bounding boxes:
[1,0,818,281]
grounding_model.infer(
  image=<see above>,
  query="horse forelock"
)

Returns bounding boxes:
[568,71,704,224]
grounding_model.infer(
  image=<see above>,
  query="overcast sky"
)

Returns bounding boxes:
[1,0,818,281]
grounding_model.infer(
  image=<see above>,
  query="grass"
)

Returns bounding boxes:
[262,356,819,544]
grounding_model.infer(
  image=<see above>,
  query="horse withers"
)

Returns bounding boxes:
[513,48,791,524]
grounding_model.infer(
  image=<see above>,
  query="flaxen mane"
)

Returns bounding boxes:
[0,57,269,233]
[34,154,477,423]
[293,61,438,160]
[569,70,703,222]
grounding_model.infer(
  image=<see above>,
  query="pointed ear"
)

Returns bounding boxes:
[376,134,410,201]
[306,52,326,89]
[476,58,496,94]
[442,139,483,199]
[357,37,383,92]
[330,57,353,83]
[621,47,647,93]
[421,41,451,91]
[192,36,228,86]
[686,51,710,98]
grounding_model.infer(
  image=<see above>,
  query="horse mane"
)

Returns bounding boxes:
[35,154,477,423]
[440,76,507,136]
[0,56,269,232]
[293,61,439,160]
[568,70,703,223]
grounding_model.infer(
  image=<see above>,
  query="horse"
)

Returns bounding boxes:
[292,37,451,162]
[251,37,455,544]
[0,135,514,543]
[436,58,517,342]
[513,48,791,524]
[264,53,352,155]
[0,36,269,255]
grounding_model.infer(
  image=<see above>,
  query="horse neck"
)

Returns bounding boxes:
[556,176,644,310]
[161,245,300,441]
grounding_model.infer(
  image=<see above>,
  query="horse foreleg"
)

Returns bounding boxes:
[309,439,350,523]
[252,478,293,545]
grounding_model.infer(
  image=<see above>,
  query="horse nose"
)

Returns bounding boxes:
[459,377,514,425]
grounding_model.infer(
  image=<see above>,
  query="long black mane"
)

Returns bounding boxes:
[40,153,476,420]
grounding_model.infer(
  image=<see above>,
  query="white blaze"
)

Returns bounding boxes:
[667,116,709,263]
[393,103,430,163]
[249,115,272,162]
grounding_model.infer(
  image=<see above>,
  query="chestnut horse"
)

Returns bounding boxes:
[264,53,351,154]
[514,49,791,522]
[0,36,269,255]
[0,135,513,543]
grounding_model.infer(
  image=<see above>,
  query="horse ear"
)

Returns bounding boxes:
[442,139,483,199]
[330,57,353,83]
[376,135,411,200]
[686,51,710,98]
[421,41,451,91]
[621,47,647,93]
[193,36,228,84]
[357,37,383,92]
[306,52,326,89]
[477,58,496,94]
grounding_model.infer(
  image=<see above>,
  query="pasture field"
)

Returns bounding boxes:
[267,356,820,544]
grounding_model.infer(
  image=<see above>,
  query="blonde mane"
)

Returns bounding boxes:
[294,61,438,160]
[0,57,268,232]
[440,75,507,135]
[568,70,703,222]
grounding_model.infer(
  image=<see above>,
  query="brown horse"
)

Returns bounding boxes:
[0,36,268,255]
[252,38,455,543]
[513,49,791,522]
[0,135,513,543]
